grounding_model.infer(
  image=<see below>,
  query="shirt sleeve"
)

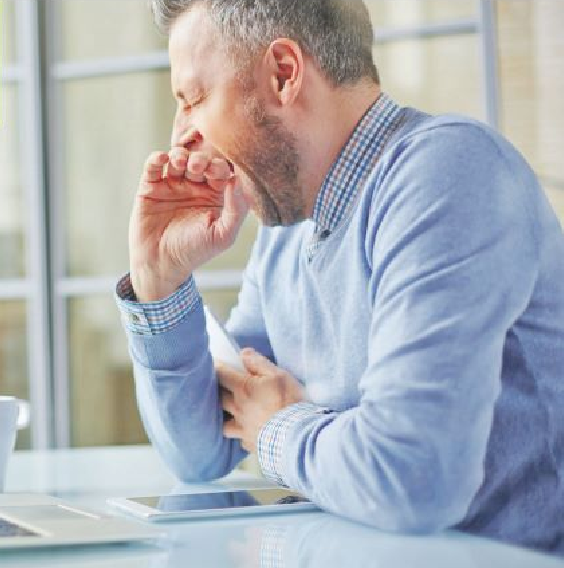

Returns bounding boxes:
[258,403,333,486]
[115,273,201,335]
[255,124,539,532]
[115,235,273,483]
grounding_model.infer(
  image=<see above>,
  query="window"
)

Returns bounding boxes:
[1,0,562,450]
[496,0,564,219]
[369,0,483,119]
[1,0,36,450]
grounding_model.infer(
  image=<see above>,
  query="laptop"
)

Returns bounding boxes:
[0,493,162,549]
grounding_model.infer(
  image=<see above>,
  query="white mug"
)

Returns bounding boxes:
[0,397,30,492]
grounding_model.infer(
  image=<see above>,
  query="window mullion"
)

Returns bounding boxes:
[17,0,54,449]
[478,0,500,129]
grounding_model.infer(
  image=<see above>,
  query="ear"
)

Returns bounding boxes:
[263,39,304,107]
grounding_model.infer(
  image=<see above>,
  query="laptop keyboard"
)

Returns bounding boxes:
[0,517,40,538]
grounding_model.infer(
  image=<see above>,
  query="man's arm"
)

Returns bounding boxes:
[223,125,539,531]
[117,241,273,481]
[116,140,262,482]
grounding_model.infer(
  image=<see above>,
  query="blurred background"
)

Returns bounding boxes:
[0,0,562,452]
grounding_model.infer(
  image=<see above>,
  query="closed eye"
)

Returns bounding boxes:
[175,89,205,111]
[187,92,206,109]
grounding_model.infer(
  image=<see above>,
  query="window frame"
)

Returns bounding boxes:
[0,0,53,448]
[3,0,501,448]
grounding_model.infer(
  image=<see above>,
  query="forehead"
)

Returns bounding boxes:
[168,6,223,90]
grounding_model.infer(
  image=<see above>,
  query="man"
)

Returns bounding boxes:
[116,0,564,551]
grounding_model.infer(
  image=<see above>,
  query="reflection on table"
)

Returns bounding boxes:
[4,446,563,568]
[153,511,564,568]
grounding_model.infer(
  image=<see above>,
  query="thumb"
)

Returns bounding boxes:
[211,179,249,246]
[241,348,278,375]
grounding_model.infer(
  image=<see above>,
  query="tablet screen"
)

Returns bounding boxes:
[130,488,310,512]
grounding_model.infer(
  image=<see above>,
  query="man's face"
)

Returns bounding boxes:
[168,6,306,226]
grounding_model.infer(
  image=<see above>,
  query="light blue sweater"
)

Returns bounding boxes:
[124,109,564,550]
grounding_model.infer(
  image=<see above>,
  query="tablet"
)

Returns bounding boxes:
[204,305,244,371]
[108,488,318,522]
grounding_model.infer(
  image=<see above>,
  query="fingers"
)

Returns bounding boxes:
[167,147,189,179]
[223,418,243,440]
[211,179,250,246]
[144,147,233,190]
[185,153,233,186]
[205,158,232,181]
[140,148,234,211]
[185,152,208,183]
[142,152,169,183]
[167,148,208,183]
[242,348,279,375]
[221,388,237,416]
[216,361,246,392]
[205,159,233,192]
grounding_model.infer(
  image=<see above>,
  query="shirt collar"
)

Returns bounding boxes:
[312,92,402,233]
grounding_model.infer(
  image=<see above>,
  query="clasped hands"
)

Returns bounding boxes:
[216,348,305,453]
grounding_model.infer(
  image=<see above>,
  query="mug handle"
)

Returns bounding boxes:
[15,399,30,430]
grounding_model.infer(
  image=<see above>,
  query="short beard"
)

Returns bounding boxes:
[242,94,305,227]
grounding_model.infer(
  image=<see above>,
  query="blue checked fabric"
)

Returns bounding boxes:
[115,273,200,335]
[307,92,402,260]
[257,403,330,486]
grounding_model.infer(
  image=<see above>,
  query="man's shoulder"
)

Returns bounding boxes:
[390,110,502,158]
[359,110,533,252]
[368,110,516,195]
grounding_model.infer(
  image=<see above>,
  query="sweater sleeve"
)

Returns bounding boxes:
[256,124,539,531]
[117,236,272,483]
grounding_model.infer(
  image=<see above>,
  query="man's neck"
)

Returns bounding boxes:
[301,82,382,219]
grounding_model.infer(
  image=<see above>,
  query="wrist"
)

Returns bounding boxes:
[130,267,192,303]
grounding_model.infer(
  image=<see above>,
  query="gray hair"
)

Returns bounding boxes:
[151,0,379,86]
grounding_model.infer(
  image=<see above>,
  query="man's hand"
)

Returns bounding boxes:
[217,348,306,453]
[129,144,249,302]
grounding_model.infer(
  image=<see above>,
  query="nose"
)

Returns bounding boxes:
[170,112,226,160]
[173,127,204,151]
[171,108,202,144]
[171,104,200,146]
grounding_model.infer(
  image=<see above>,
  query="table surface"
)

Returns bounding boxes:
[2,445,563,567]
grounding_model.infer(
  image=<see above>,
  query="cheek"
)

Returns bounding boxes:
[202,89,248,159]
[195,115,231,161]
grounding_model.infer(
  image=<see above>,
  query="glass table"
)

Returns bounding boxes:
[3,445,562,567]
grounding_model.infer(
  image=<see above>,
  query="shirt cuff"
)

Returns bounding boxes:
[115,273,201,335]
[257,402,333,486]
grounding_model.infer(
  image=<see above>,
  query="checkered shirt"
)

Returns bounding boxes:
[257,402,334,486]
[306,92,402,260]
[115,273,200,335]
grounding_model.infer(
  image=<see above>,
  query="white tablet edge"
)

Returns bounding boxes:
[203,305,244,372]
[107,494,318,522]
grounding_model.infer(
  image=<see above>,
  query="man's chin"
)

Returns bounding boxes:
[251,208,306,228]
[240,179,305,227]
[250,207,280,227]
